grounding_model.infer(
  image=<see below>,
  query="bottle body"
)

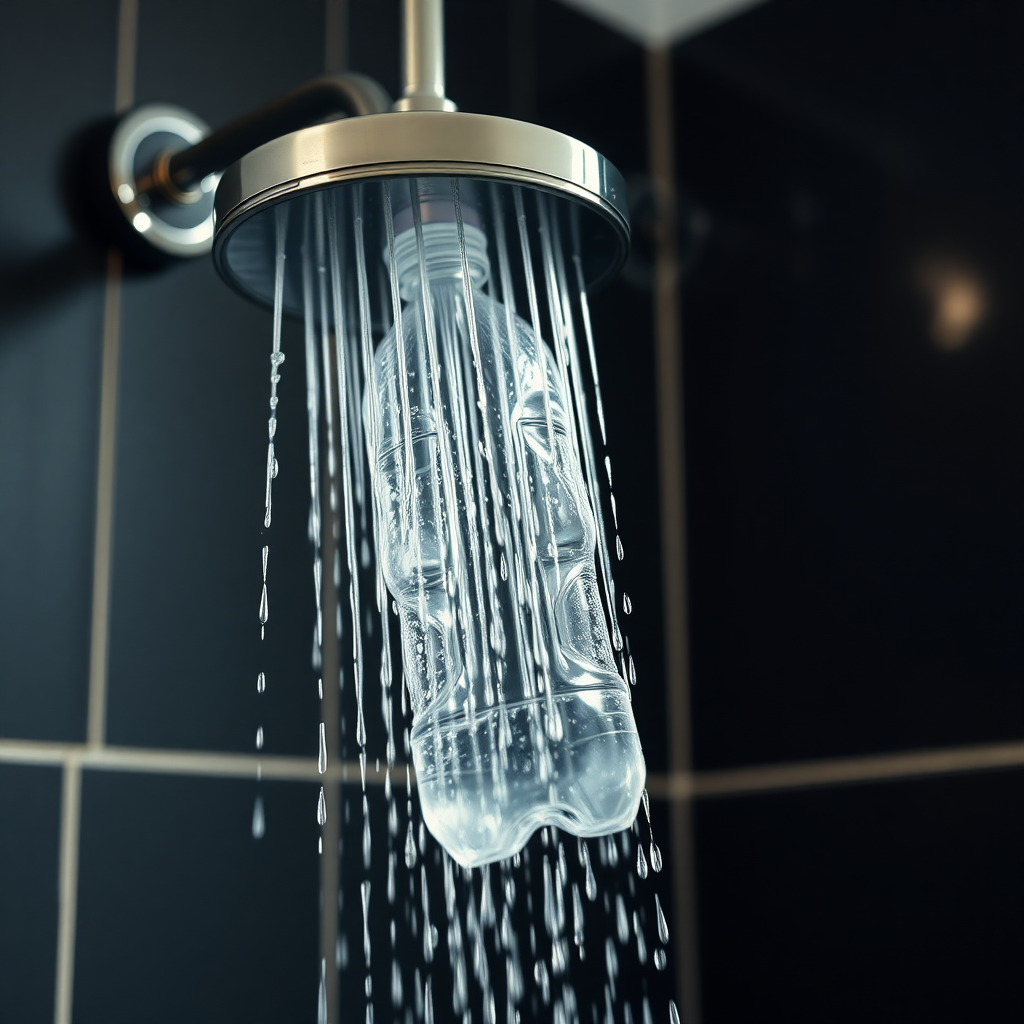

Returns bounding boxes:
[368,226,644,867]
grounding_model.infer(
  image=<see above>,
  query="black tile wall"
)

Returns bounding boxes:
[106,263,320,755]
[132,0,326,124]
[695,769,1024,1024]
[73,771,320,1024]
[0,765,63,1024]
[105,0,328,754]
[0,0,118,741]
[674,0,1024,771]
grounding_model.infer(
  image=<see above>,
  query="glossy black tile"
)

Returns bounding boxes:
[106,261,319,755]
[106,0,328,753]
[673,2,1024,769]
[73,770,320,1024]
[695,770,1024,1024]
[0,0,118,741]
[0,765,63,1024]
[133,0,325,126]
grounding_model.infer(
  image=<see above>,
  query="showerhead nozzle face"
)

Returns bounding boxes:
[212,111,629,315]
[215,175,623,335]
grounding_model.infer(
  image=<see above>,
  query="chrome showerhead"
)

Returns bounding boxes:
[211,109,629,317]
[89,0,629,290]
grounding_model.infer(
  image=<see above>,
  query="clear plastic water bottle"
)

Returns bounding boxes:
[368,183,645,867]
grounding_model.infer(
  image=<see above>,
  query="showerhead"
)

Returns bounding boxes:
[86,0,629,297]
[211,108,630,317]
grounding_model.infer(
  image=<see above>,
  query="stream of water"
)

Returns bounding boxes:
[254,180,678,1022]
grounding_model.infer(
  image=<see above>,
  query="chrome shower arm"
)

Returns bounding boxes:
[160,73,392,196]
[89,72,390,265]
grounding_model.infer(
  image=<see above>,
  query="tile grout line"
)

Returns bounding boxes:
[53,759,82,1024]
[646,43,702,1024]
[86,250,122,749]
[8,737,1024,789]
[88,0,136,751]
[0,740,395,783]
[114,0,138,116]
[686,740,1024,799]
[324,0,348,74]
[56,8,140,1022]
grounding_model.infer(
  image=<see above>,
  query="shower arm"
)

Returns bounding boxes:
[95,0,455,263]
[139,72,393,202]
[143,0,452,202]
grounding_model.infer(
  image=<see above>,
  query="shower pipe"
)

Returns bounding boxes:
[143,73,392,201]
[96,0,466,265]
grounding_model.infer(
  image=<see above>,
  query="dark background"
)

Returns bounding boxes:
[1,1,1021,1022]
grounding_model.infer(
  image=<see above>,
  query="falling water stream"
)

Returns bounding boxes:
[252,180,679,1022]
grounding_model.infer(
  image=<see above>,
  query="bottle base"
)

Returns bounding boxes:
[411,686,645,868]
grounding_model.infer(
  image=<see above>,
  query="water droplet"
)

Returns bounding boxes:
[251,796,265,838]
[317,959,327,1024]
[572,884,584,947]
[499,553,508,581]
[636,844,648,879]
[262,545,269,580]
[270,351,286,367]
[628,655,637,686]
[650,842,663,873]
[615,895,629,944]
[606,833,620,868]
[635,913,648,965]
[271,458,279,479]
[360,879,372,965]
[318,723,328,774]
[362,795,371,869]
[655,894,670,944]
[256,671,266,693]
[615,535,624,561]
[268,417,277,440]
[317,786,327,825]
[669,1000,681,1024]
[582,842,597,901]
[255,727,264,750]
[604,455,613,486]
[622,592,632,615]
[654,948,667,971]
[423,977,434,1024]
[269,395,278,410]
[641,788,651,822]
[405,821,417,868]
[259,584,268,625]
[611,623,623,651]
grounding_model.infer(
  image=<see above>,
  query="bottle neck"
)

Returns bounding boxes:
[389,221,491,301]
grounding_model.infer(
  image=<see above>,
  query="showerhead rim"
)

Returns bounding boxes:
[212,110,630,303]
